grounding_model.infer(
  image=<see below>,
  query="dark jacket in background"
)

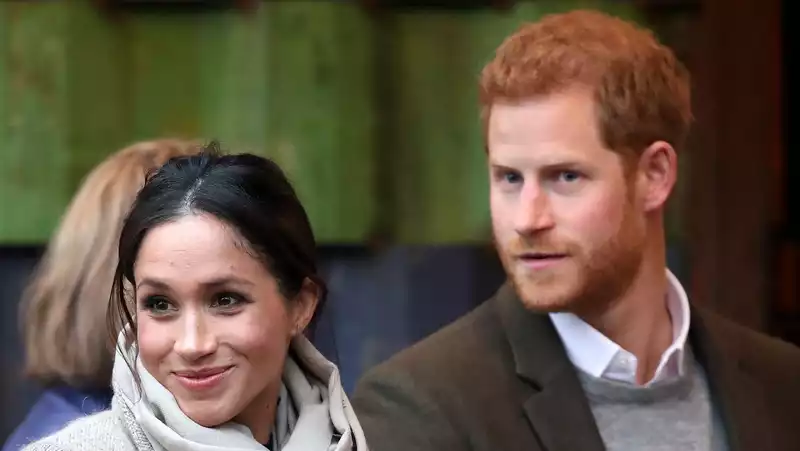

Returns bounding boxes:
[352,283,800,451]
[2,386,111,451]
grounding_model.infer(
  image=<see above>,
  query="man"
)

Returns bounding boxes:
[352,9,800,451]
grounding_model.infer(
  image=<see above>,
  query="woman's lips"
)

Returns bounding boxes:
[172,365,234,391]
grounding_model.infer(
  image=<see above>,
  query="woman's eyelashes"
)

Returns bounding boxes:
[141,295,174,315]
[139,291,251,316]
[209,292,250,312]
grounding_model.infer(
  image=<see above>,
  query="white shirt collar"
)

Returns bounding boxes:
[549,269,690,386]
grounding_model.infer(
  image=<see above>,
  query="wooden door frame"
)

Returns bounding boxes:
[688,0,782,331]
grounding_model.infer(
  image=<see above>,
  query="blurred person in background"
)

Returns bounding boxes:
[21,144,368,451]
[3,139,201,451]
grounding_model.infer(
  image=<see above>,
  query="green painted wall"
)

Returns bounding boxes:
[0,3,72,244]
[0,2,376,244]
[1,1,656,245]
[385,1,641,243]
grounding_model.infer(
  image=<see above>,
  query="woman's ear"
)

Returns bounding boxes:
[290,278,320,337]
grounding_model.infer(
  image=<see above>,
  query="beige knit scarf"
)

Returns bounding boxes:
[111,333,368,451]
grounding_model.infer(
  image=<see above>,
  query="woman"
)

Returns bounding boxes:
[4,139,200,451]
[23,144,368,451]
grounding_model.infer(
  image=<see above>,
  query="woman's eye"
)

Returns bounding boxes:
[143,296,173,314]
[211,293,244,309]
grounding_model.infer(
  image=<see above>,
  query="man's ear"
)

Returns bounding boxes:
[636,140,678,212]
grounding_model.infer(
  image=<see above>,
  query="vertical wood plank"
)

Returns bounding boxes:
[126,14,205,140]
[689,0,781,330]
[66,2,127,191]
[261,3,376,243]
[0,2,71,243]
[385,1,641,243]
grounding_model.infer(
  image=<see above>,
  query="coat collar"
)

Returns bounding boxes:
[492,282,773,451]
[493,283,605,451]
[688,305,775,451]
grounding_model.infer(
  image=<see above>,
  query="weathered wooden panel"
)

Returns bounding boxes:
[195,10,270,154]
[1,0,658,245]
[384,11,498,243]
[260,3,377,244]
[385,1,641,243]
[0,2,376,244]
[66,2,128,191]
[0,3,71,243]
[126,15,206,141]
[689,0,782,330]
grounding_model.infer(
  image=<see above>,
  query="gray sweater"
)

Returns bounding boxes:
[578,347,729,451]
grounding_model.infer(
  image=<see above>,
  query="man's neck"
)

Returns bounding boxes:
[580,259,673,384]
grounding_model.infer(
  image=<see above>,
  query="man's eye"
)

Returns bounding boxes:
[504,172,522,184]
[559,171,582,183]
[495,169,522,184]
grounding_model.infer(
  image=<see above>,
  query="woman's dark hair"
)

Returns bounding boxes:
[107,142,327,351]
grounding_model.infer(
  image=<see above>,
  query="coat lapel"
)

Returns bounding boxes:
[493,283,606,451]
[690,306,775,451]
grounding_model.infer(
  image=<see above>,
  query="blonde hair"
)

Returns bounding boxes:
[21,139,201,388]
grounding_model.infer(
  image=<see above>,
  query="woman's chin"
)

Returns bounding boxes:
[191,415,227,428]
[177,399,235,428]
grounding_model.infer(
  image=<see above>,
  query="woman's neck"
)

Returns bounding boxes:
[234,381,281,444]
